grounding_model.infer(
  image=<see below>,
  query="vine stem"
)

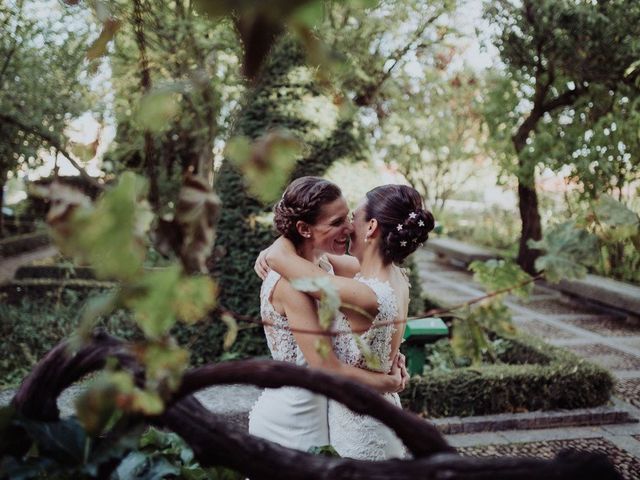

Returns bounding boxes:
[216,273,545,337]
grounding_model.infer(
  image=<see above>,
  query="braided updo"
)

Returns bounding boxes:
[365,185,435,264]
[273,176,342,245]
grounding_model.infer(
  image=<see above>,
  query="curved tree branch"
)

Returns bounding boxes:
[10,331,620,480]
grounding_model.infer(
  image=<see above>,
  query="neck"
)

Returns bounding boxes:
[357,243,388,277]
[297,241,322,264]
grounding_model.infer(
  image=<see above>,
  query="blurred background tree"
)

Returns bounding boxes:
[0,0,94,235]
[483,0,640,273]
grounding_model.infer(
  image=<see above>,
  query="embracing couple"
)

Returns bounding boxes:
[248,176,434,460]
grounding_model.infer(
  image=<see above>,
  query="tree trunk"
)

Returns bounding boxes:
[133,0,160,211]
[512,110,544,274]
[516,164,543,274]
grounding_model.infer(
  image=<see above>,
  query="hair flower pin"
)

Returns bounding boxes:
[418,220,425,227]
[400,240,407,247]
[408,212,417,220]
[396,224,403,231]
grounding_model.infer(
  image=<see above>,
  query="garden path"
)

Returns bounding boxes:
[413,248,640,478]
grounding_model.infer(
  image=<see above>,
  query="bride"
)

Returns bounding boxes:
[248,177,408,453]
[255,181,434,460]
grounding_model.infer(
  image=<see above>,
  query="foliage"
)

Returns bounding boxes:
[0,292,139,388]
[482,0,640,272]
[0,410,242,480]
[529,221,600,283]
[115,427,242,480]
[469,259,533,299]
[436,206,520,256]
[214,35,366,321]
[400,333,614,418]
[378,69,485,213]
[0,0,94,233]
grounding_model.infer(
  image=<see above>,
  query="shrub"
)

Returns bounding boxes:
[0,292,140,387]
[400,333,614,417]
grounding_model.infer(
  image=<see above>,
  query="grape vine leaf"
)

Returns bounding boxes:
[469,259,533,299]
[528,221,599,283]
[291,276,340,330]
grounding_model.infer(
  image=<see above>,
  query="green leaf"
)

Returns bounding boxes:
[135,340,190,393]
[450,317,486,366]
[135,88,181,132]
[291,1,324,28]
[226,131,302,203]
[351,334,382,371]
[469,259,533,299]
[16,416,88,465]
[174,276,218,324]
[75,371,130,435]
[307,444,341,457]
[291,276,340,330]
[220,313,238,351]
[314,337,331,359]
[529,221,600,283]
[468,299,516,338]
[593,194,640,242]
[68,172,150,281]
[116,451,180,480]
[173,174,222,274]
[127,266,181,338]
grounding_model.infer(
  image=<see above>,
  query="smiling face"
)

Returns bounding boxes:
[347,198,370,259]
[304,196,353,255]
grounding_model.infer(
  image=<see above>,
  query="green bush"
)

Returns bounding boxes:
[0,291,140,387]
[400,333,614,417]
[0,232,50,257]
[0,291,266,387]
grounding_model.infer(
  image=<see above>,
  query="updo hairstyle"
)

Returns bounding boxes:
[273,176,342,246]
[365,185,435,264]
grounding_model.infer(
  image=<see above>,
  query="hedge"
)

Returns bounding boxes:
[399,333,614,417]
[0,232,50,257]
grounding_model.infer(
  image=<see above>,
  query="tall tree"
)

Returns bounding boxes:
[484,0,640,273]
[0,0,93,234]
[104,0,243,211]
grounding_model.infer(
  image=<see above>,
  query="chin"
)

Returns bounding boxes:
[333,244,348,255]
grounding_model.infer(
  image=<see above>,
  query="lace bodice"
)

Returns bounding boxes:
[260,257,337,365]
[261,270,305,364]
[335,275,399,374]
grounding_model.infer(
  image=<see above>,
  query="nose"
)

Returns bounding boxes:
[345,221,355,234]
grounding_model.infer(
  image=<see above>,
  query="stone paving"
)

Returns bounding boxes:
[413,248,640,478]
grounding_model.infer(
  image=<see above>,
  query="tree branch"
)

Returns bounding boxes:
[11,331,620,479]
[0,112,103,190]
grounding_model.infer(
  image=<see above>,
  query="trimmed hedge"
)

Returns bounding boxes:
[0,232,50,257]
[400,333,614,417]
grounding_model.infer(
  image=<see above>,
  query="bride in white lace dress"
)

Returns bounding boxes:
[248,177,406,452]
[264,184,435,460]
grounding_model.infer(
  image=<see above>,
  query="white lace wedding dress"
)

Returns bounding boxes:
[248,268,330,451]
[329,274,408,460]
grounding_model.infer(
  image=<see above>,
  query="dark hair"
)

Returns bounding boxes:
[273,176,342,245]
[365,185,435,264]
